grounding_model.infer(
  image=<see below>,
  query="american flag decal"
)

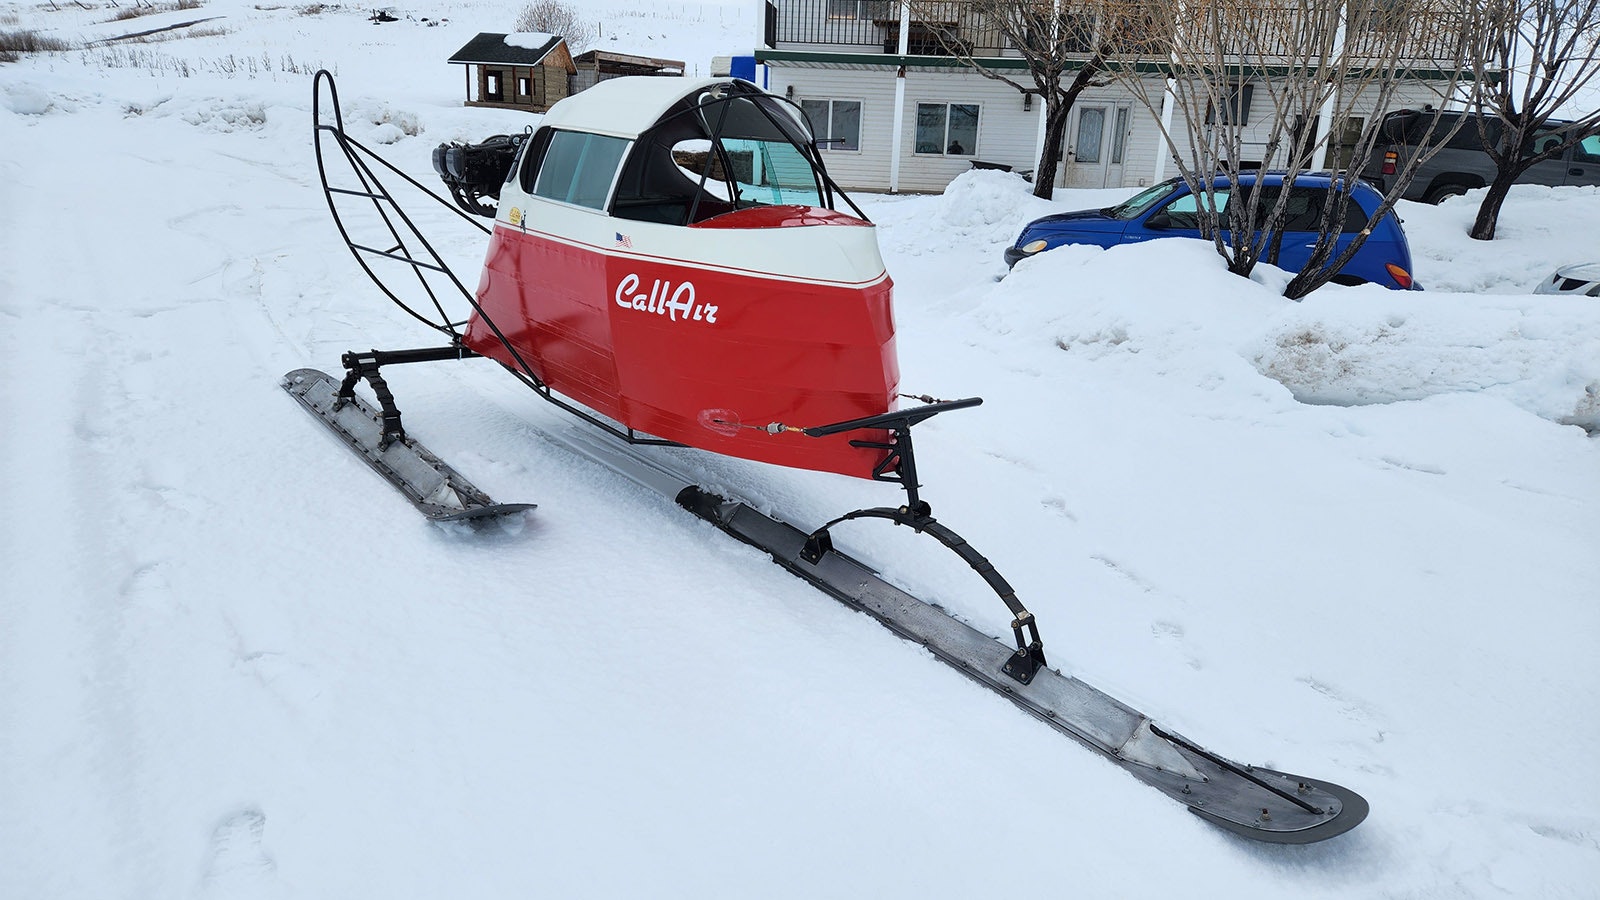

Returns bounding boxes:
[614,232,632,249]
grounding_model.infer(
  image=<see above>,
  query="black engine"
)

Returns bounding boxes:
[432,132,527,218]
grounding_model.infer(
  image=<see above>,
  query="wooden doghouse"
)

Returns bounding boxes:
[448,32,576,112]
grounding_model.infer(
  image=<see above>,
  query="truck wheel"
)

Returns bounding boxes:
[1425,183,1469,204]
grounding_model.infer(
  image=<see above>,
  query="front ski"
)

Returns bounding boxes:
[546,423,1369,844]
[282,368,534,522]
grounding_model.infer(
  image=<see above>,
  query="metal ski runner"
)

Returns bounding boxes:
[283,366,533,522]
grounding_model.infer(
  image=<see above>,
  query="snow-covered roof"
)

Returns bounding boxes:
[540,76,734,139]
[447,32,565,67]
[504,32,557,50]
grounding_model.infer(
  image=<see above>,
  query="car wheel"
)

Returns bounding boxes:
[1425,183,1469,204]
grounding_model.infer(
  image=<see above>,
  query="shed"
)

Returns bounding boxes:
[571,50,685,93]
[448,32,576,112]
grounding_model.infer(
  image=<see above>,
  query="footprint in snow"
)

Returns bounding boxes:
[197,806,285,900]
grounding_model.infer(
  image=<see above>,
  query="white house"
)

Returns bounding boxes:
[755,0,1472,193]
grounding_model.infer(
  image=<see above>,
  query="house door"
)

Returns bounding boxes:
[1063,105,1109,188]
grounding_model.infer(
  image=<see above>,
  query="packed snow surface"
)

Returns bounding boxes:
[2,2,1598,897]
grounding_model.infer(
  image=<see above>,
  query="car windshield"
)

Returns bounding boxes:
[1104,181,1180,220]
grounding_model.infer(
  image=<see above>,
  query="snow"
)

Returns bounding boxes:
[503,31,556,49]
[2,1,1598,897]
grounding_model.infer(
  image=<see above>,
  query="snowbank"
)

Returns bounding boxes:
[1252,293,1600,429]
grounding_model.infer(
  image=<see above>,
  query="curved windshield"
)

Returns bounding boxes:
[611,83,838,226]
[1105,180,1180,220]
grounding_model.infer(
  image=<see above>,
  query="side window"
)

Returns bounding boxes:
[1445,117,1499,150]
[517,127,554,193]
[532,131,631,210]
[914,102,979,156]
[1235,184,1286,227]
[1158,189,1229,229]
[1277,187,1369,233]
[1526,129,1567,158]
[1576,134,1600,164]
[800,99,862,151]
[1338,196,1371,233]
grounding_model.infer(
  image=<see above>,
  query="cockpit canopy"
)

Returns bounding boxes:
[508,78,862,226]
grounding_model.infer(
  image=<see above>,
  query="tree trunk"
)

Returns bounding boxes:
[1468,171,1519,241]
[1030,62,1102,200]
[1034,107,1070,200]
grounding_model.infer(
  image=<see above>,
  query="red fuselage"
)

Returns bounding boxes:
[464,205,900,478]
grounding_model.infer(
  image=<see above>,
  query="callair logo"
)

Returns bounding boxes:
[614,272,718,324]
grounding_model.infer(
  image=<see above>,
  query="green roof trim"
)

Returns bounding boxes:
[755,49,1028,69]
[755,48,1475,81]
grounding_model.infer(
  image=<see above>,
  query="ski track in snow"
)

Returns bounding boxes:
[3,2,1600,897]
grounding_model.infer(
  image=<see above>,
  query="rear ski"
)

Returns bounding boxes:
[283,366,533,522]
[681,487,1368,843]
[548,420,1369,845]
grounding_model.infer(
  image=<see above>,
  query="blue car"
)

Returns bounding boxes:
[1005,173,1420,289]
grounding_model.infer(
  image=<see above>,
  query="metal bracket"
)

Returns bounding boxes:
[335,345,481,449]
[795,397,1048,685]
[1002,612,1047,684]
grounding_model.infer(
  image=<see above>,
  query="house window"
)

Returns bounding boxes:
[800,99,862,151]
[828,0,890,18]
[1205,84,1253,126]
[485,70,504,102]
[533,130,631,210]
[915,102,978,156]
[1075,108,1105,163]
[1111,107,1129,163]
[518,76,530,97]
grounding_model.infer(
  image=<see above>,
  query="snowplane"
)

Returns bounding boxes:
[284,70,1368,843]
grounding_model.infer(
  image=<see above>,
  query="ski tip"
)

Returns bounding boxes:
[423,502,538,523]
[283,366,332,382]
[1189,774,1369,845]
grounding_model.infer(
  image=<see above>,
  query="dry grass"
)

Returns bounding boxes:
[112,0,206,21]
[0,28,74,63]
[87,44,326,78]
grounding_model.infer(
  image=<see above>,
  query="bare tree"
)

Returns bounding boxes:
[513,0,596,53]
[905,1,1165,198]
[1111,0,1487,298]
[1465,0,1600,239]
